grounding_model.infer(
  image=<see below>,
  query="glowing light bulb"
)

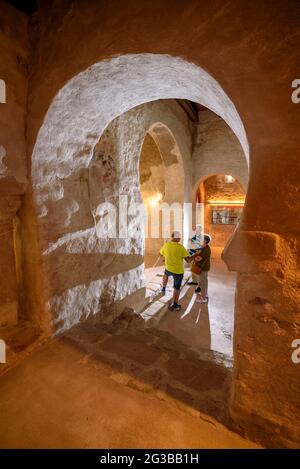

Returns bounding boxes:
[148,192,162,206]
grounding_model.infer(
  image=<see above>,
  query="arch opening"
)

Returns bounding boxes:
[28,53,249,336]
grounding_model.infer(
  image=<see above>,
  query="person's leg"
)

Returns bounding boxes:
[203,271,208,298]
[162,274,168,288]
[192,272,199,283]
[187,250,198,285]
[161,270,170,292]
[171,274,183,308]
[173,288,180,304]
[196,271,208,303]
[195,273,201,293]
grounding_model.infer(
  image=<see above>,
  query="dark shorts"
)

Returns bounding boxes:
[164,270,184,290]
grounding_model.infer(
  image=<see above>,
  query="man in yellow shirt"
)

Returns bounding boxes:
[159,231,192,310]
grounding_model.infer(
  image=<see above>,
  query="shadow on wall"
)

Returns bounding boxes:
[26,53,249,334]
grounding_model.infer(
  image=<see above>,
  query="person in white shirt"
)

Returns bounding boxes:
[187,224,203,285]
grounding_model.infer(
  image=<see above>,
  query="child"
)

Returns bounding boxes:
[193,234,211,304]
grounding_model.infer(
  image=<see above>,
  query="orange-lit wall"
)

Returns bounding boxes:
[203,175,245,247]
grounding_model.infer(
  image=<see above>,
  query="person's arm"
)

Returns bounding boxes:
[183,246,195,263]
[185,253,203,262]
[159,246,165,262]
[187,248,202,259]
[198,246,208,267]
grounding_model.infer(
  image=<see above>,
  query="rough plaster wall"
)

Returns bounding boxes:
[140,133,166,256]
[204,175,245,247]
[28,53,245,335]
[140,133,165,196]
[31,54,248,219]
[192,110,249,191]
[31,99,191,334]
[0,3,28,191]
[204,175,245,202]
[150,120,187,205]
[140,120,186,256]
[24,1,300,445]
[0,3,28,328]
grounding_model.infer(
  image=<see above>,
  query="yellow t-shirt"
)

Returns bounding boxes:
[160,241,189,274]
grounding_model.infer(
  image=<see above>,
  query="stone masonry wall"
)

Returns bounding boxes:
[0,3,28,326]
[140,133,166,256]
[0,2,28,190]
[192,110,249,192]
[25,99,192,334]
[204,175,245,247]
[10,0,300,445]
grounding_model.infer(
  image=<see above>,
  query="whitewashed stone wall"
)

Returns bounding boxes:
[33,99,192,333]
[192,110,249,192]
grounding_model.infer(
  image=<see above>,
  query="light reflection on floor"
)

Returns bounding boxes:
[144,248,235,358]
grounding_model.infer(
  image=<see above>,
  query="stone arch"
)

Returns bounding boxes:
[196,173,246,247]
[192,170,248,206]
[147,122,185,205]
[29,53,249,333]
[32,55,248,222]
[192,172,247,248]
[139,119,188,259]
[191,109,249,194]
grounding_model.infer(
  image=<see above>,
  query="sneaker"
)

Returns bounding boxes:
[170,303,182,310]
[196,297,208,304]
[195,287,201,293]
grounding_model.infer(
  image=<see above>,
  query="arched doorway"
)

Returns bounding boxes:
[139,132,166,268]
[2,0,296,445]
[171,173,247,357]
[27,54,248,334]
[139,122,186,269]
[196,174,246,253]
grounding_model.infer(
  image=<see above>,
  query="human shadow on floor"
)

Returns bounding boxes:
[158,285,211,351]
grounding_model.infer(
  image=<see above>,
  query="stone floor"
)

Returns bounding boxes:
[144,248,235,357]
[0,321,259,448]
[0,248,258,448]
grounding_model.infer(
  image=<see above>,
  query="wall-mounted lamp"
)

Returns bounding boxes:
[208,200,245,206]
[148,192,163,206]
[225,175,235,183]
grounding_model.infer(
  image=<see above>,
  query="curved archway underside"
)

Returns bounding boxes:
[33,54,249,209]
[30,54,249,334]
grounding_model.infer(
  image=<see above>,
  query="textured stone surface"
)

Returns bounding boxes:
[140,117,189,255]
[1,0,299,448]
[0,196,21,326]
[0,322,260,448]
[140,132,166,255]
[203,175,246,247]
[0,3,28,189]
[192,110,249,192]
[25,100,193,333]
[223,230,283,274]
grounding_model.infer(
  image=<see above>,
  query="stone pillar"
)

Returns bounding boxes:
[223,229,300,447]
[0,195,21,327]
[196,202,205,230]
